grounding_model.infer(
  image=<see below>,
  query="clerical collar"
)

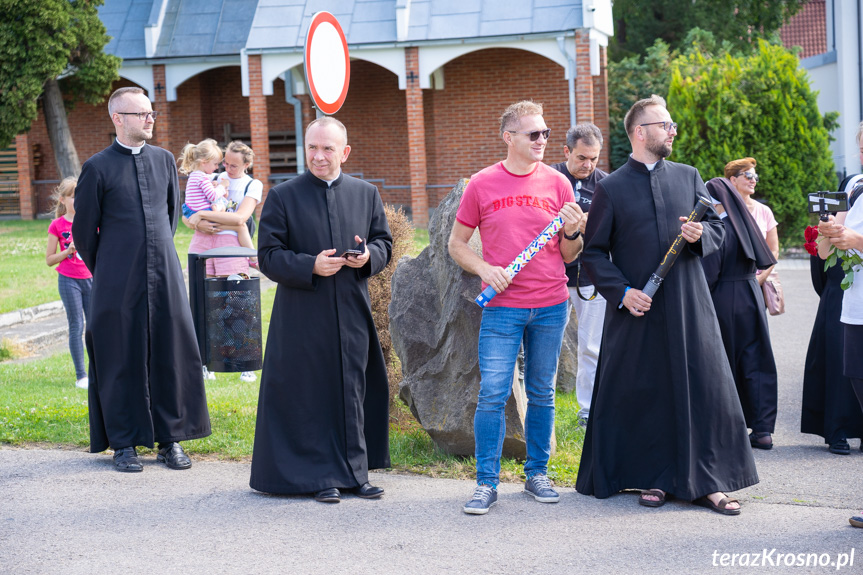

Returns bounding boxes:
[115,139,145,155]
[319,170,342,187]
[307,170,343,188]
[628,154,662,172]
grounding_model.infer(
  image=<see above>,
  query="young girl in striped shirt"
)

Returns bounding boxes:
[179,138,255,254]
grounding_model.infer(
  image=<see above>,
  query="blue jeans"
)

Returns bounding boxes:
[58,274,92,379]
[474,301,568,486]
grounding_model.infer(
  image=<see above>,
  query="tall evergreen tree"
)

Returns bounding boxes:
[610,0,806,60]
[669,39,838,244]
[0,0,120,177]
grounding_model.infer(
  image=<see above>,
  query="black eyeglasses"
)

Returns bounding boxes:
[507,129,551,141]
[639,121,678,132]
[737,171,759,182]
[116,111,159,120]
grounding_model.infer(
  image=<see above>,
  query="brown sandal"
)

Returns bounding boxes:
[638,489,668,508]
[694,495,741,516]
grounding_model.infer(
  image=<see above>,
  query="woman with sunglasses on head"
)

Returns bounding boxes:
[728,159,781,268]
[702,158,779,451]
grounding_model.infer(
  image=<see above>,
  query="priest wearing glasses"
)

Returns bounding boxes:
[73,87,211,473]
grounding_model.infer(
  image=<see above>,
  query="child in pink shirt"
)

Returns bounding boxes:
[45,178,92,389]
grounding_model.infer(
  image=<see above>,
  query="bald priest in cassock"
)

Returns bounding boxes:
[250,116,393,503]
[73,87,211,472]
[575,95,758,516]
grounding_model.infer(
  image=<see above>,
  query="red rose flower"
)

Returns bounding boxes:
[805,225,819,243]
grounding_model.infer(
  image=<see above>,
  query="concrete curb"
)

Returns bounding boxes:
[0,300,64,329]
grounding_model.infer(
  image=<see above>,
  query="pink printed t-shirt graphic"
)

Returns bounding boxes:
[456,161,574,308]
[48,217,92,279]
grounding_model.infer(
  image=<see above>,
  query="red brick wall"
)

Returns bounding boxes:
[592,45,611,173]
[27,78,126,214]
[422,47,571,205]
[248,55,270,209]
[405,46,429,226]
[23,45,594,215]
[332,59,410,206]
[575,29,594,123]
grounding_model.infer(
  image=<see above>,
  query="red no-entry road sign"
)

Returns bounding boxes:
[304,12,350,116]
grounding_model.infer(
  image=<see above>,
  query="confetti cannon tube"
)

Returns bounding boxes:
[474,215,566,308]
[640,195,713,299]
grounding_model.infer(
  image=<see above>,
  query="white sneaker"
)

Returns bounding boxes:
[202,366,216,380]
[75,377,89,389]
[240,371,257,382]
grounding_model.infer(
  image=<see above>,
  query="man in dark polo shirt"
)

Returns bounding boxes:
[550,123,608,426]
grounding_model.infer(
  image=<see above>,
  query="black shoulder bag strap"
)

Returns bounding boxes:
[243,180,256,239]
[850,181,863,208]
[575,262,597,301]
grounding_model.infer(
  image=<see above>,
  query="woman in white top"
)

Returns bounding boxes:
[184,141,264,383]
[817,121,863,528]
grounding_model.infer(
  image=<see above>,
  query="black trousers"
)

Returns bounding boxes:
[846,324,863,409]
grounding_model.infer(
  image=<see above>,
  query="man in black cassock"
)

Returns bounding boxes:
[250,116,392,503]
[73,87,211,472]
[576,95,758,515]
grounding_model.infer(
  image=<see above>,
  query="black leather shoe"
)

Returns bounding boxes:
[749,431,773,450]
[113,447,143,473]
[356,482,384,499]
[829,438,851,455]
[314,488,341,503]
[157,442,192,470]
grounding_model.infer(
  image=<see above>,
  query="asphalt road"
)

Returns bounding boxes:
[1,266,861,574]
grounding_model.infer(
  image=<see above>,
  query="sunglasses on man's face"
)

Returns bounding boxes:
[507,129,551,142]
[738,171,759,182]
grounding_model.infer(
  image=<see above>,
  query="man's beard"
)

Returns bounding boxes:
[129,127,153,142]
[646,137,671,159]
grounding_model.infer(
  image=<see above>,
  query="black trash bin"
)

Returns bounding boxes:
[188,246,263,373]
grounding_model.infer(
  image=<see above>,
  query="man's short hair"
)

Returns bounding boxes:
[566,123,603,150]
[623,94,667,137]
[305,116,348,146]
[499,101,544,138]
[107,87,146,116]
[724,157,757,179]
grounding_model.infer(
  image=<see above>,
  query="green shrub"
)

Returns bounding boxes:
[669,40,837,245]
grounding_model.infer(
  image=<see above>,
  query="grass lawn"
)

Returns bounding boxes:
[0,220,195,314]
[0,217,584,485]
[0,282,585,486]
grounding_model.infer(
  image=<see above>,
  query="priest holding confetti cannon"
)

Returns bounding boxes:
[448,100,585,516]
[574,95,758,516]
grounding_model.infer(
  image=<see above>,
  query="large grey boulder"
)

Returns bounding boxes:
[390,180,578,458]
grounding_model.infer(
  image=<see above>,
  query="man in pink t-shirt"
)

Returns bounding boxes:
[449,100,584,515]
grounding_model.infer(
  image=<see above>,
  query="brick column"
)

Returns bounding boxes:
[151,65,172,153]
[574,29,594,124]
[592,45,610,173]
[404,47,429,228]
[15,133,35,220]
[248,54,271,213]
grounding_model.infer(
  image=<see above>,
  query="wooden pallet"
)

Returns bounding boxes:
[221,124,299,171]
[0,146,18,215]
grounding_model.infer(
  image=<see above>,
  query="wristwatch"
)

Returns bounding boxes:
[563,229,581,241]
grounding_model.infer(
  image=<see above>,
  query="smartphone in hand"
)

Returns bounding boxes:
[340,239,366,258]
